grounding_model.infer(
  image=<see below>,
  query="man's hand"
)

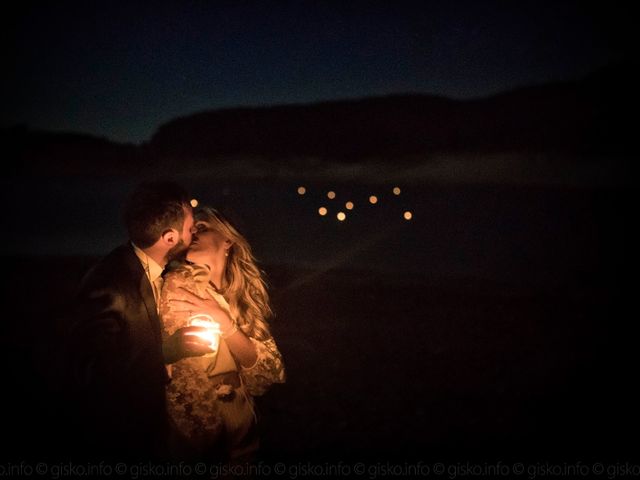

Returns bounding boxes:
[163,326,214,364]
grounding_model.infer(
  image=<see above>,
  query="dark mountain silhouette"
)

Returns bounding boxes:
[6,62,632,176]
[148,63,631,161]
[147,85,593,160]
[4,127,143,176]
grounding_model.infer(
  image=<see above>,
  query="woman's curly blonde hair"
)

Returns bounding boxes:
[196,207,273,341]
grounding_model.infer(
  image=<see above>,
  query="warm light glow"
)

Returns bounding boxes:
[403,211,413,220]
[369,195,378,204]
[345,201,354,210]
[186,314,221,352]
[327,191,336,199]
[190,198,199,208]
[393,187,401,195]
[297,186,306,195]
[337,212,346,221]
[318,207,328,216]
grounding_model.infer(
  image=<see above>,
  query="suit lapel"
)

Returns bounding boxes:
[139,273,162,342]
[122,244,163,343]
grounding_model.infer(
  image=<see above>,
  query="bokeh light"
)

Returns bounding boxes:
[403,211,413,220]
[337,212,346,221]
[393,187,401,195]
[297,186,306,195]
[318,207,328,216]
[327,191,336,199]
[369,195,378,204]
[345,201,354,210]
[190,198,199,208]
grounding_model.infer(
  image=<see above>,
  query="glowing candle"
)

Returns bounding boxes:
[186,313,221,354]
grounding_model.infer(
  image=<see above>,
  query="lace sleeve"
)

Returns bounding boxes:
[159,263,210,336]
[240,336,286,396]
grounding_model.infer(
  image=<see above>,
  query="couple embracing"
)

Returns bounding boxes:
[65,181,285,463]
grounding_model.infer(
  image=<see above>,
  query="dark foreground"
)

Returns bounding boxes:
[2,255,637,468]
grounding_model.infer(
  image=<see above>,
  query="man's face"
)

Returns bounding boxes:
[166,206,195,262]
[181,206,196,246]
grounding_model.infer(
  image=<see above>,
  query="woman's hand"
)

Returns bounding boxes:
[170,288,235,333]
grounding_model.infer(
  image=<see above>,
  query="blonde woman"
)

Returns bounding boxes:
[159,207,285,462]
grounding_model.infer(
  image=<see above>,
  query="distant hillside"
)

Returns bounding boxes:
[147,63,630,161]
[5,63,632,176]
[4,128,143,176]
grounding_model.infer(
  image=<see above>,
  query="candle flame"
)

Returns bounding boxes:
[186,315,221,349]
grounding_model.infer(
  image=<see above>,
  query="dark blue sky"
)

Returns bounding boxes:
[5,0,628,144]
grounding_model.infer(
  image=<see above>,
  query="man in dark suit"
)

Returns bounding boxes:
[65,181,213,461]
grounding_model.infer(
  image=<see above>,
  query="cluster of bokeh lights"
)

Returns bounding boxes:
[297,186,412,222]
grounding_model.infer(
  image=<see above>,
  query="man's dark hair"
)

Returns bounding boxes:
[123,181,191,248]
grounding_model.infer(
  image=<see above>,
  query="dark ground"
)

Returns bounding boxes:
[2,256,636,466]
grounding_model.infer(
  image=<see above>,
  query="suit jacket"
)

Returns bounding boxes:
[65,244,170,460]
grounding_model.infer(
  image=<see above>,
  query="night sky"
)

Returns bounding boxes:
[4,0,628,144]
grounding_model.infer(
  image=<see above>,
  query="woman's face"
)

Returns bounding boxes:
[187,220,230,266]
